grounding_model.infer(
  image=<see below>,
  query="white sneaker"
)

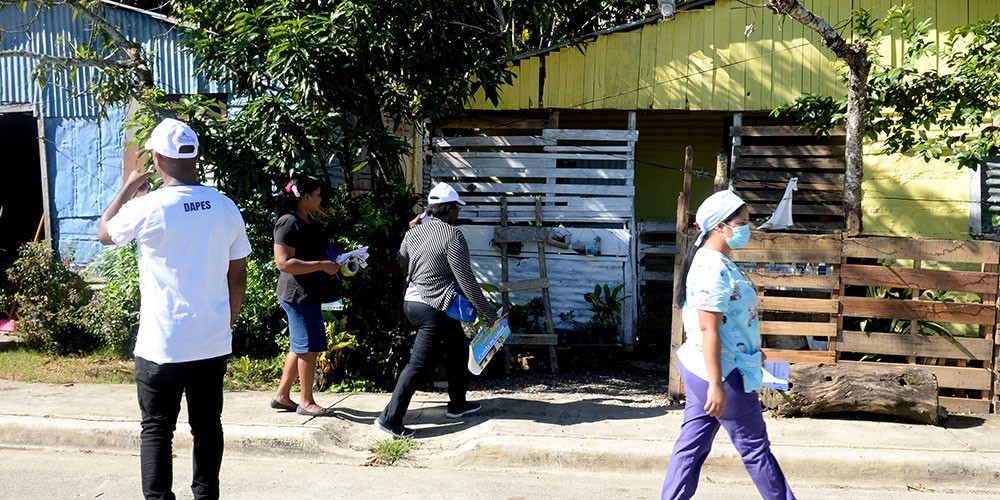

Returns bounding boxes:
[446,402,482,418]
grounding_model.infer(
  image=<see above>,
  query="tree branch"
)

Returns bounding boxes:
[0,48,124,68]
[768,0,861,65]
[62,0,135,52]
[0,0,155,89]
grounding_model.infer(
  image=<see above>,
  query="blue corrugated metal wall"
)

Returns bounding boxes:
[0,4,222,117]
[0,4,226,263]
[46,108,125,261]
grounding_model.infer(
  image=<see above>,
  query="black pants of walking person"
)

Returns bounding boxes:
[380,301,469,426]
[134,355,228,500]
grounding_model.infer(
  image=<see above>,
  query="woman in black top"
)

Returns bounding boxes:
[270,175,340,417]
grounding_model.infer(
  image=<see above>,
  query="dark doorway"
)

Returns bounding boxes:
[0,112,44,270]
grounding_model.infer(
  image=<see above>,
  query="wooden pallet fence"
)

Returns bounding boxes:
[730,125,846,232]
[638,221,676,344]
[431,128,637,223]
[431,122,639,347]
[837,236,1000,415]
[666,228,1000,415]
[730,231,842,365]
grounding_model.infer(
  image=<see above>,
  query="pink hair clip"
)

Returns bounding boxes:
[285,182,300,197]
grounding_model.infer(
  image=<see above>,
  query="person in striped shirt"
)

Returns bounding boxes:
[375,183,498,438]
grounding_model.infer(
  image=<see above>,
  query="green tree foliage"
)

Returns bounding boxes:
[231,256,284,357]
[0,0,156,114]
[774,6,1000,171]
[167,0,516,190]
[318,181,421,387]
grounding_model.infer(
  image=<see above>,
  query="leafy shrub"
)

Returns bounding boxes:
[584,283,631,344]
[7,242,96,354]
[227,354,285,390]
[319,181,420,389]
[232,256,283,358]
[585,283,630,329]
[86,243,283,359]
[85,243,140,358]
[512,297,545,334]
[315,313,359,390]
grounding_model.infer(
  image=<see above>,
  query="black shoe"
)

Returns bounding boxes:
[374,417,415,439]
[269,399,297,412]
[296,404,336,417]
[446,402,482,419]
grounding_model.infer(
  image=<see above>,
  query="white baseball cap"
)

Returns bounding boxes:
[427,182,466,205]
[144,118,199,159]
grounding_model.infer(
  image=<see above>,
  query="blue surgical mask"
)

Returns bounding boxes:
[724,223,751,249]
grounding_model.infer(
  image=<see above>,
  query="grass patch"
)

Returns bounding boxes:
[0,348,370,394]
[366,437,419,466]
[0,348,286,389]
[0,348,134,384]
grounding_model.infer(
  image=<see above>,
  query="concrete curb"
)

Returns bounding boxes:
[8,413,1000,492]
[3,379,1000,493]
[0,415,366,463]
[425,434,1000,491]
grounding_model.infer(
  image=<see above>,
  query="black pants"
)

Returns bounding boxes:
[134,355,228,500]
[380,302,469,426]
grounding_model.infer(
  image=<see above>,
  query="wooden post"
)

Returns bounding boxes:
[728,113,742,190]
[829,233,843,359]
[536,196,558,373]
[500,195,512,374]
[625,111,638,349]
[909,259,921,365]
[501,196,510,311]
[668,146,694,402]
[983,261,999,413]
[34,103,51,243]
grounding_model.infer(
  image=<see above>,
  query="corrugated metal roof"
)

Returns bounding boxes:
[0,3,224,118]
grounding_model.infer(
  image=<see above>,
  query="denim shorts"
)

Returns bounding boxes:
[279,300,327,354]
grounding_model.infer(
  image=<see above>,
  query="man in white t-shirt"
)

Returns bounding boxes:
[98,118,251,500]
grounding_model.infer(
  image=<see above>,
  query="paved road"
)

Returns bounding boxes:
[2,447,998,500]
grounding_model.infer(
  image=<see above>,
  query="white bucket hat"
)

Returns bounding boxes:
[144,118,199,159]
[427,182,466,205]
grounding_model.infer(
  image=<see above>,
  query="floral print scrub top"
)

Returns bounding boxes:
[677,248,764,392]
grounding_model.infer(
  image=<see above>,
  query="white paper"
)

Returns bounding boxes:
[762,360,790,391]
[336,246,370,268]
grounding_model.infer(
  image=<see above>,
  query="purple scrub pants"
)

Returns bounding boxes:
[661,362,796,500]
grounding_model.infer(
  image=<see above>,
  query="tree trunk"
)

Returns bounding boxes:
[715,149,728,192]
[768,0,871,235]
[761,362,940,425]
[843,60,871,235]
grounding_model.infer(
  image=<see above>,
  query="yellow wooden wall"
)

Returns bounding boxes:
[469,0,1000,113]
[466,0,1000,237]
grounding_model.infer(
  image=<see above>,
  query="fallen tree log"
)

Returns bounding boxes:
[760,362,939,425]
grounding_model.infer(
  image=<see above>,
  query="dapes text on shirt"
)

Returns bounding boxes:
[184,201,212,212]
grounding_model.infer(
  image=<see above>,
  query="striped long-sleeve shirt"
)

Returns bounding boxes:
[399,217,498,324]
